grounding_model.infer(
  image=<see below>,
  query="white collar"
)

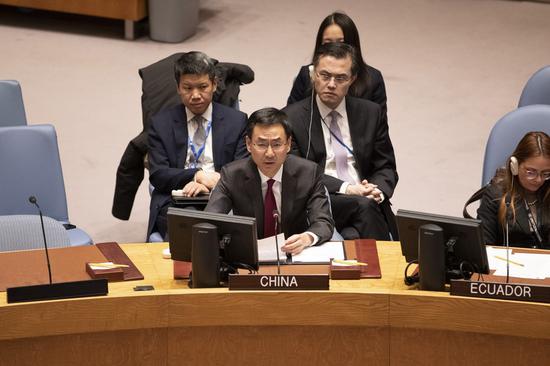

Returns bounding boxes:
[258,164,283,185]
[316,95,346,120]
[185,103,213,124]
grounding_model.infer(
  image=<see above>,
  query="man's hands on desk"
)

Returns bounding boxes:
[181,171,220,197]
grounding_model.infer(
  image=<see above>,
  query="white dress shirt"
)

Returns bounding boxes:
[185,104,214,172]
[316,95,359,192]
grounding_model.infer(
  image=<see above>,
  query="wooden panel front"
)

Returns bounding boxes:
[0,0,147,20]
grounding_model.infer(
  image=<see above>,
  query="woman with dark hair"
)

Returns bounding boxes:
[477,131,550,248]
[287,12,387,119]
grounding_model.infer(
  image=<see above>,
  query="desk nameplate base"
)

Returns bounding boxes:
[450,279,550,304]
[228,274,329,290]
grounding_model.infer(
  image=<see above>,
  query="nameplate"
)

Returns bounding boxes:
[228,274,329,291]
[450,279,550,304]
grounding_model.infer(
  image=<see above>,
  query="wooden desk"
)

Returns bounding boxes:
[0,242,549,365]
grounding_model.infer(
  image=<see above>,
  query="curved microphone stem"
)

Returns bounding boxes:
[505,196,511,284]
[29,196,53,284]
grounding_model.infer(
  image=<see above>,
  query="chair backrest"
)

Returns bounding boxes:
[0,215,70,252]
[0,80,27,127]
[0,124,70,222]
[481,105,550,185]
[518,65,550,107]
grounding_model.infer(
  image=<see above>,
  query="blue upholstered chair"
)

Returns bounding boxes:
[0,215,70,252]
[0,80,27,127]
[0,124,92,246]
[518,65,550,107]
[481,105,550,186]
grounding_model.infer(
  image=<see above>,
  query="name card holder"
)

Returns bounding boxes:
[450,279,550,304]
[228,274,329,290]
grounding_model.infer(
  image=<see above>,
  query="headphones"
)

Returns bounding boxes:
[510,156,519,176]
[306,65,315,160]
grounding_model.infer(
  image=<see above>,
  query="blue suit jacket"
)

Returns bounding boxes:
[147,102,248,238]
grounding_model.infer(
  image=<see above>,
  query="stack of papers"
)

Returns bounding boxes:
[257,234,345,264]
[487,247,550,279]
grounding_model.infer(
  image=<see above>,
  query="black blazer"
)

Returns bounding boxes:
[283,96,397,198]
[477,183,550,248]
[205,155,334,243]
[286,64,388,124]
[147,102,248,238]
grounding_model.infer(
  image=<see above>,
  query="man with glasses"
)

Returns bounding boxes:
[147,52,248,240]
[206,107,334,254]
[283,42,398,240]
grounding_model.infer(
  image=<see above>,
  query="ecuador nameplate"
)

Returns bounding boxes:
[450,279,550,304]
[228,274,329,290]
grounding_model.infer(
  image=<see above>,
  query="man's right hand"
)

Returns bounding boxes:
[345,183,375,197]
[194,170,220,189]
[182,181,209,197]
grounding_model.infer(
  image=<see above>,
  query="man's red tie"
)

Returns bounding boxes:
[263,179,277,238]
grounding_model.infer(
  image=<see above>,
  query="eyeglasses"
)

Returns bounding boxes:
[252,141,288,152]
[522,167,550,181]
[315,71,352,84]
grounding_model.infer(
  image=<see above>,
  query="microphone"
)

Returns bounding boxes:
[6,196,108,303]
[504,194,512,283]
[28,196,53,284]
[273,210,282,275]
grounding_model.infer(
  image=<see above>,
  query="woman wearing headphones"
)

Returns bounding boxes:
[286,12,387,121]
[477,131,550,248]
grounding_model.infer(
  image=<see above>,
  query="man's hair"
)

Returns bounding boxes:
[174,51,216,83]
[246,107,292,140]
[313,42,359,77]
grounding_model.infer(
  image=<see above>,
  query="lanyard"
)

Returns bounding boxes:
[320,115,354,155]
[523,199,543,246]
[188,119,212,168]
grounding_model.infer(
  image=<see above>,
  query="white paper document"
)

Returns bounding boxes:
[257,234,345,264]
[292,241,345,263]
[257,234,287,263]
[487,247,550,279]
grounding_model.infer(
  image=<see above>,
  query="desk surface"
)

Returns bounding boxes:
[1,242,549,366]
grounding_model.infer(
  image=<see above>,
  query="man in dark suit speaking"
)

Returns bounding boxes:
[205,108,334,255]
[283,42,398,240]
[147,52,248,240]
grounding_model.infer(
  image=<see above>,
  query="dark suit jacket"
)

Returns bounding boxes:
[147,102,249,237]
[477,182,549,248]
[286,64,388,124]
[283,96,397,198]
[205,155,334,244]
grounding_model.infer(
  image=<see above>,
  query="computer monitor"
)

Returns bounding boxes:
[396,209,489,274]
[167,207,259,271]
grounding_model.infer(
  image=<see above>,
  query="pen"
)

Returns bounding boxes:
[494,255,524,267]
[332,259,368,266]
[89,262,130,269]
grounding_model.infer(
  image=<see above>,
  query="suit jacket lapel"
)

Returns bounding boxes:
[211,103,225,170]
[281,159,297,235]
[306,98,327,166]
[244,159,264,238]
[172,105,188,169]
[346,98,366,175]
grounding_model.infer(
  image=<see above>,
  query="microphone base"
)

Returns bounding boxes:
[7,279,108,303]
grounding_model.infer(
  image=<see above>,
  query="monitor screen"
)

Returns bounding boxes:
[396,209,489,274]
[167,207,259,270]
